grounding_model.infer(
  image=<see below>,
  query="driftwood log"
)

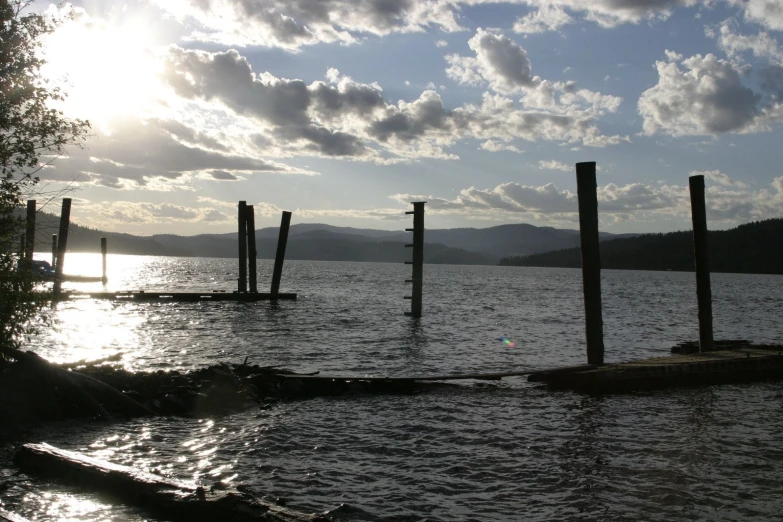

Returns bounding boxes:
[14,443,330,522]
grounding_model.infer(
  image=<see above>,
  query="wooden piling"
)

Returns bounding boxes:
[575,162,604,365]
[246,205,257,293]
[270,211,292,296]
[54,198,71,295]
[237,201,247,293]
[25,200,35,264]
[404,202,425,318]
[51,234,57,269]
[101,237,108,284]
[688,175,714,353]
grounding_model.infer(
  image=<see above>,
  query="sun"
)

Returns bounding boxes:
[41,9,165,130]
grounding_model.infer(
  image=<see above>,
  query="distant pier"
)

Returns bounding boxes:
[57,291,297,302]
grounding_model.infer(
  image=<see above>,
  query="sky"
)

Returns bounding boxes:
[29,0,783,236]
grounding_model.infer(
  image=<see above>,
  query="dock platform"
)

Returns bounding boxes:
[527,343,783,393]
[57,291,297,302]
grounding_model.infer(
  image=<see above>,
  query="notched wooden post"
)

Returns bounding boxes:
[404,201,425,318]
[575,162,604,365]
[688,174,714,353]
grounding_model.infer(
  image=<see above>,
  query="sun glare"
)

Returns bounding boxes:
[42,13,164,129]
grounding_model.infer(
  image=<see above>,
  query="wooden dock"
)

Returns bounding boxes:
[57,291,297,302]
[527,344,783,393]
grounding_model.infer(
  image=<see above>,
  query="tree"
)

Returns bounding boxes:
[1,0,90,352]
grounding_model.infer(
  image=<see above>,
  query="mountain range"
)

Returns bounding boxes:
[26,211,634,265]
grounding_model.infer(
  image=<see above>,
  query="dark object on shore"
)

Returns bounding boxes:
[527,342,783,393]
[14,443,329,522]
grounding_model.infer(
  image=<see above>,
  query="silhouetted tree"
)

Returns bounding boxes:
[1,0,90,352]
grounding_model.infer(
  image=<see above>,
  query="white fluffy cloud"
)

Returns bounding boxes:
[161,46,627,159]
[638,51,775,136]
[390,175,783,224]
[709,19,783,64]
[538,160,571,171]
[446,29,540,94]
[513,4,575,34]
[149,0,463,50]
[149,0,712,48]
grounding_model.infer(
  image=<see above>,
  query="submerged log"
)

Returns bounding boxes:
[14,443,329,522]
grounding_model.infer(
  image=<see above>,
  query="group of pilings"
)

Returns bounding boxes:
[236,201,292,296]
[575,162,714,365]
[18,198,108,292]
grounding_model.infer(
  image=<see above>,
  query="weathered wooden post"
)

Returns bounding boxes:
[54,198,72,295]
[237,201,248,293]
[688,174,714,353]
[51,234,57,269]
[246,205,257,293]
[575,162,604,365]
[25,200,36,264]
[404,201,425,318]
[101,237,108,284]
[270,211,292,296]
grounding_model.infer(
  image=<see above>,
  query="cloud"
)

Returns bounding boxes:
[538,160,571,171]
[162,46,628,159]
[513,4,575,34]
[436,39,448,47]
[40,118,305,190]
[638,51,766,136]
[88,201,234,225]
[150,1,711,50]
[480,140,523,153]
[738,0,783,31]
[390,175,783,225]
[446,28,540,94]
[691,169,748,187]
[149,0,463,50]
[708,19,783,64]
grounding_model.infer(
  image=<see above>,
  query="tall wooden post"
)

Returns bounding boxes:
[25,200,36,264]
[101,237,108,284]
[270,211,292,296]
[51,235,57,269]
[246,205,257,293]
[575,162,604,365]
[54,198,72,295]
[404,201,425,318]
[237,201,247,293]
[689,175,714,353]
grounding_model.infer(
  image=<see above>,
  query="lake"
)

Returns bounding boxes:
[3,255,783,521]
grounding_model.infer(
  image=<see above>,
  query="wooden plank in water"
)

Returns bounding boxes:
[58,291,297,302]
[277,369,541,382]
[14,443,326,522]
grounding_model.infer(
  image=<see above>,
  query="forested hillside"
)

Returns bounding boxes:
[499,219,783,274]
